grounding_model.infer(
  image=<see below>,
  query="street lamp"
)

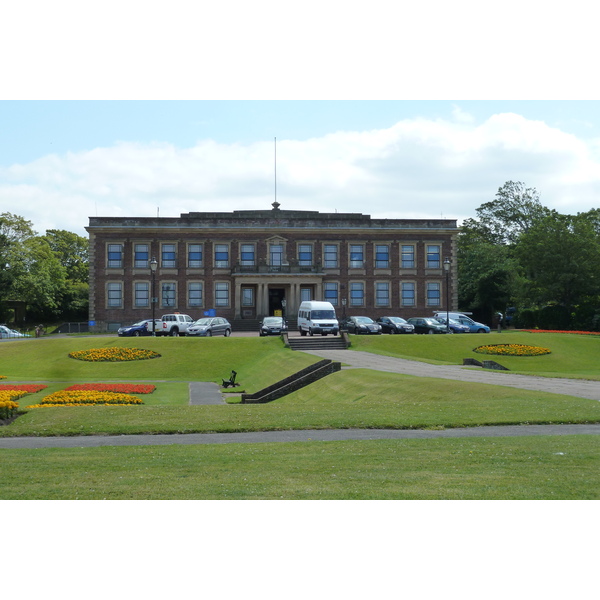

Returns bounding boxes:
[150,256,158,336]
[443,256,451,333]
[342,298,347,320]
[281,298,286,322]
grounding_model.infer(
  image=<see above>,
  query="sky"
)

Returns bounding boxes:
[1,100,600,237]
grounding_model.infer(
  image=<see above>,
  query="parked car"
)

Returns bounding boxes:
[0,325,31,338]
[406,317,448,334]
[340,316,382,334]
[117,319,162,337]
[433,317,471,333]
[432,312,490,333]
[259,316,287,336]
[186,317,232,337]
[376,316,415,334]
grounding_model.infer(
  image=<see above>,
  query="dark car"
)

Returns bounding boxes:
[433,317,470,333]
[406,317,448,334]
[259,316,288,336]
[186,317,232,337]
[340,316,382,334]
[117,319,162,337]
[376,316,415,334]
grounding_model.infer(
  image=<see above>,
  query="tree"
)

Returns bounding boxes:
[43,229,89,283]
[463,181,550,246]
[514,211,600,317]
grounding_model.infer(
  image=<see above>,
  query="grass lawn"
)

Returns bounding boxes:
[1,434,597,499]
[1,332,599,500]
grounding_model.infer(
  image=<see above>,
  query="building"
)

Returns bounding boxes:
[86,203,458,331]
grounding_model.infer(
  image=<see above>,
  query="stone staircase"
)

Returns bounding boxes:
[286,334,348,351]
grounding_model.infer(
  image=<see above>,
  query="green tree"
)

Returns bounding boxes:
[515,211,600,318]
[43,229,89,283]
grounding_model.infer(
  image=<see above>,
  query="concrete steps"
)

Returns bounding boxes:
[287,336,348,351]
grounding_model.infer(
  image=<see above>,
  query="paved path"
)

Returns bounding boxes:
[189,382,225,405]
[1,424,599,449]
[305,349,600,402]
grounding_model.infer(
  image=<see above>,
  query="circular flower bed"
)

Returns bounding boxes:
[474,344,551,357]
[69,347,161,362]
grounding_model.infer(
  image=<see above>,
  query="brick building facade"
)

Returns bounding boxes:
[86,204,458,331]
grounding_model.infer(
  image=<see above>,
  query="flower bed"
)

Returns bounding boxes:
[474,344,551,357]
[65,383,156,394]
[0,384,48,393]
[68,347,160,362]
[0,399,19,420]
[523,330,600,336]
[27,389,144,408]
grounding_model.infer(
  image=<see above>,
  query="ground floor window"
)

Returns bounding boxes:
[215,282,229,307]
[324,282,338,305]
[162,283,176,308]
[375,281,390,307]
[426,282,441,306]
[350,282,364,306]
[242,287,254,306]
[107,282,122,308]
[134,282,149,307]
[300,288,312,302]
[188,282,203,307]
[401,282,415,307]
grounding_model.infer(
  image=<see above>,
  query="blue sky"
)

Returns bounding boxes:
[2,100,600,237]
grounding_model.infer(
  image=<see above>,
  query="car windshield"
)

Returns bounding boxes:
[424,319,440,325]
[131,321,148,327]
[355,317,374,324]
[264,317,283,325]
[193,318,212,326]
[388,317,407,324]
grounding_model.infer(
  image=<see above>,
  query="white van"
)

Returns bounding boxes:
[297,301,339,336]
[433,311,490,333]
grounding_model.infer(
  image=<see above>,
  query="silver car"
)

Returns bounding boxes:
[186,317,232,337]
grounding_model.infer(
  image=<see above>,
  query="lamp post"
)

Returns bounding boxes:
[342,298,347,320]
[443,256,451,333]
[150,257,158,336]
[281,298,286,323]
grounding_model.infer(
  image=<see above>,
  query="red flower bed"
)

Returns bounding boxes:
[0,384,48,393]
[64,383,156,394]
[523,330,600,336]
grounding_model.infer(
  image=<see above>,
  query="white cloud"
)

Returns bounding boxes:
[2,112,600,237]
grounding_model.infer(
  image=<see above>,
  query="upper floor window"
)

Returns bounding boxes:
[375,245,389,268]
[324,244,338,268]
[107,244,123,268]
[134,244,149,268]
[427,245,441,269]
[401,245,415,269]
[240,244,255,267]
[214,244,229,268]
[188,244,203,268]
[270,244,283,266]
[161,244,177,268]
[349,245,364,269]
[298,244,312,267]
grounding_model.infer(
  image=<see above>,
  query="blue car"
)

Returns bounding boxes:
[118,319,162,336]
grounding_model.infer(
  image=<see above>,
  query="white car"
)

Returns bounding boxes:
[0,325,31,338]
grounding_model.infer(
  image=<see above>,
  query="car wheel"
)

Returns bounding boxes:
[224,329,231,337]
[389,328,396,334]
[428,329,434,334]
[309,328,314,336]
[477,328,486,333]
[134,331,141,337]
[170,328,179,336]
[300,329,307,336]
[206,330,212,337]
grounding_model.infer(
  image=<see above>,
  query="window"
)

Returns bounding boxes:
[188,244,203,268]
[298,244,312,267]
[107,282,122,307]
[134,244,149,268]
[134,282,149,307]
[375,282,390,307]
[427,245,441,269]
[300,288,312,302]
[349,245,364,268]
[401,245,415,269]
[350,282,364,306]
[270,244,283,266]
[242,287,254,306]
[161,244,177,268]
[375,245,389,268]
[161,283,176,308]
[427,282,441,306]
[240,244,255,267]
[107,244,123,268]
[214,244,229,268]
[324,282,338,305]
[324,244,338,268]
[215,282,229,307]
[188,282,203,307]
[401,282,415,306]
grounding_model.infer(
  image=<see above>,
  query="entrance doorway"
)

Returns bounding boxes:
[268,288,285,316]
